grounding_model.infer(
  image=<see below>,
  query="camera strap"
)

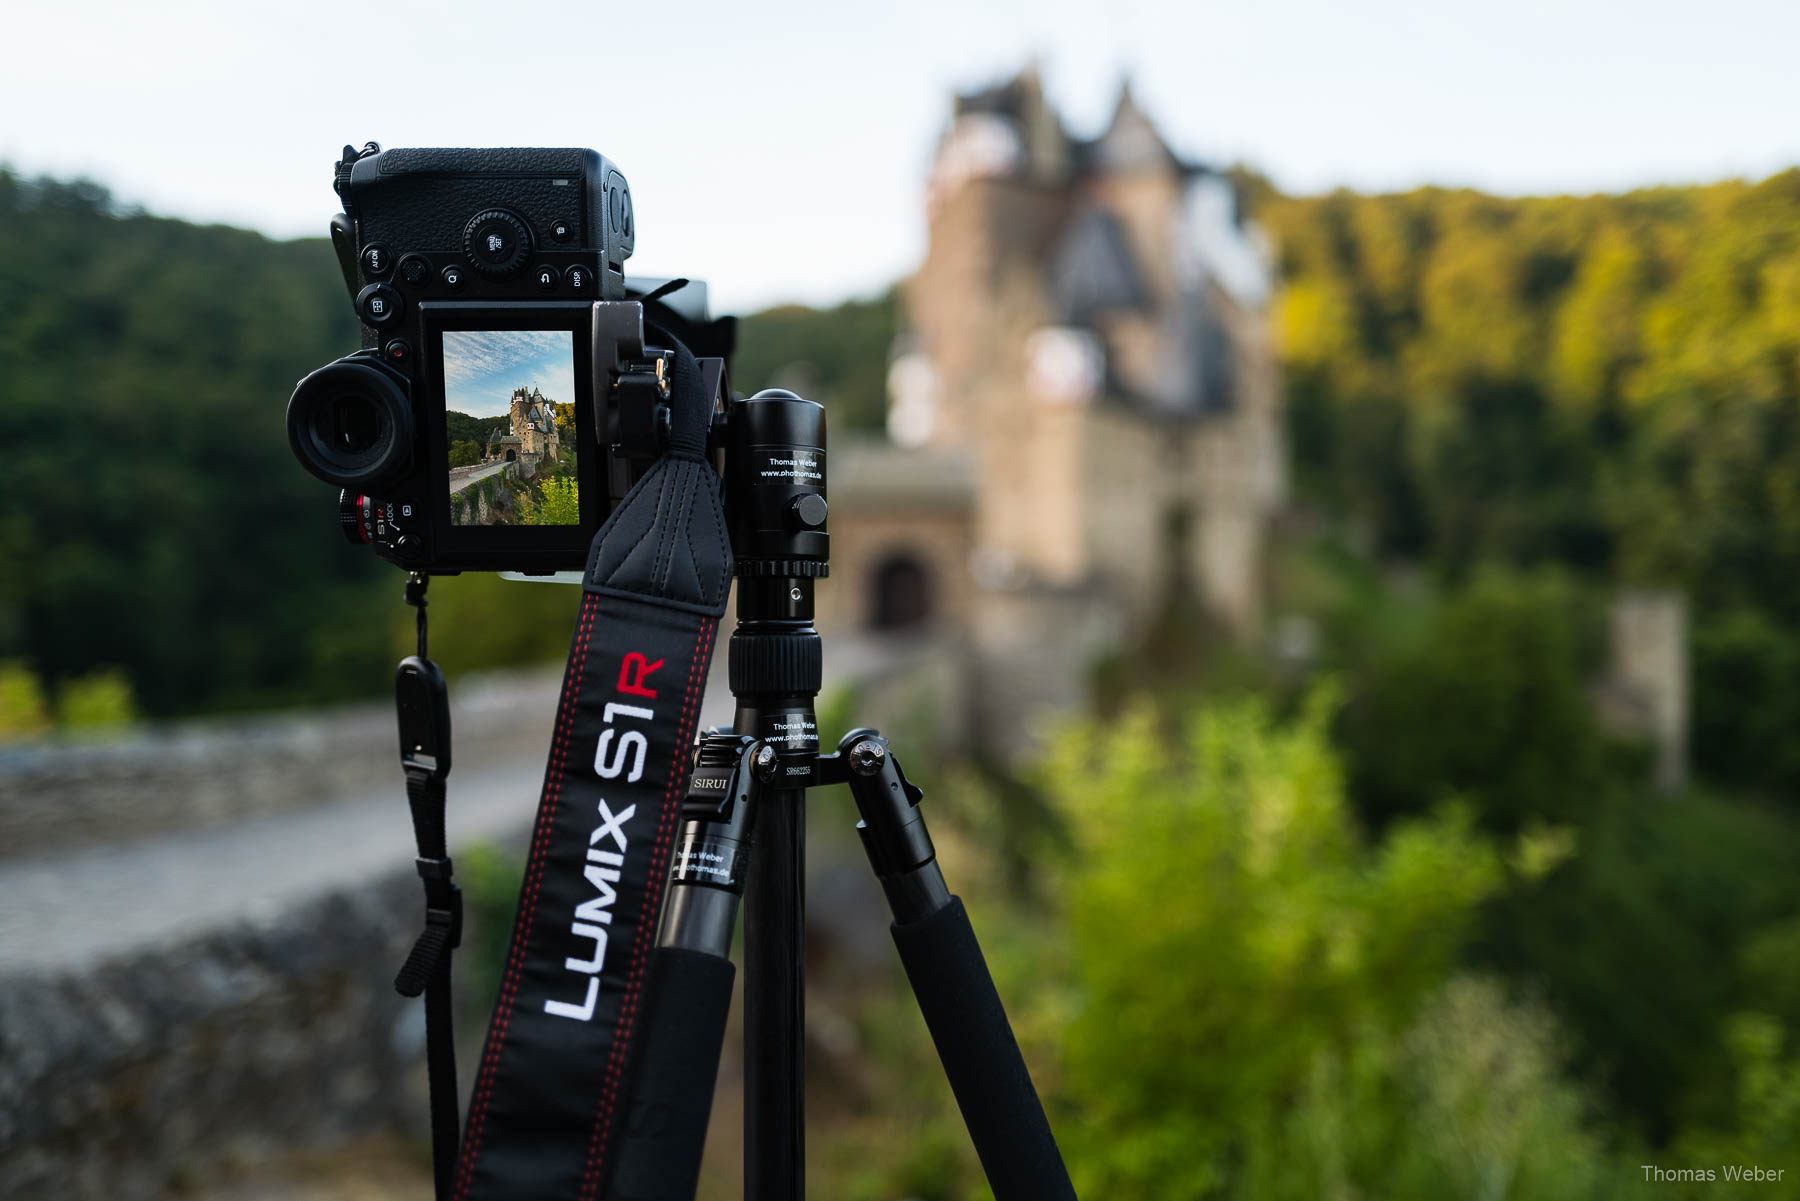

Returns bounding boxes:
[393,575,464,1201]
[451,335,732,1201]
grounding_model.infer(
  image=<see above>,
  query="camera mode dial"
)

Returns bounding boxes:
[462,209,532,278]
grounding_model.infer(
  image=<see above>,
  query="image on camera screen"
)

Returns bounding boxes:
[442,330,579,526]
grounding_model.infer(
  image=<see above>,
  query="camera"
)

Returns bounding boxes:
[287,143,734,574]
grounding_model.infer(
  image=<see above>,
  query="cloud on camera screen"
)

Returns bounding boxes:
[441,330,579,527]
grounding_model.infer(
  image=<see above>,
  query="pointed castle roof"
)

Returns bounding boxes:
[1090,81,1182,175]
[947,69,1200,183]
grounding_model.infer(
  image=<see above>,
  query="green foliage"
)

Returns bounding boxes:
[444,409,506,449]
[1479,790,1800,1138]
[1690,608,1800,798]
[1664,1013,1800,1194]
[732,287,898,429]
[0,171,388,717]
[1262,175,1800,796]
[1337,567,1623,830]
[447,439,481,468]
[0,660,51,739]
[56,666,136,729]
[1294,553,1800,1134]
[417,574,582,672]
[519,476,580,526]
[456,841,524,1010]
[1037,694,1618,1198]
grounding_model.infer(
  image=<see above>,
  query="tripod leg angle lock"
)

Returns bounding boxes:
[605,729,1078,1201]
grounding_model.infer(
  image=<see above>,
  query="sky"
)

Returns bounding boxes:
[8,0,1800,314]
[442,330,575,417]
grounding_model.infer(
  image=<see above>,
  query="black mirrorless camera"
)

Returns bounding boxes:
[287,143,734,574]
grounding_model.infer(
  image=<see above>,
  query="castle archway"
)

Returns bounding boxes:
[505,449,516,462]
[869,551,932,631]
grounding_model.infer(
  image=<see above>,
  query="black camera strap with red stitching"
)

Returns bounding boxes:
[398,331,732,1201]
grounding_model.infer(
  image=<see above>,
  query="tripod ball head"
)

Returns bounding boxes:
[725,389,829,575]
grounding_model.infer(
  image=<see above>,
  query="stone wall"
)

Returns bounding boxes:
[0,669,556,859]
[0,870,449,1201]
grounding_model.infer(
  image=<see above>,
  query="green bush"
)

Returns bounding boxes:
[1480,790,1800,1138]
[0,659,50,740]
[1337,568,1624,831]
[57,666,136,729]
[1691,608,1800,801]
[1664,1013,1800,1195]
[414,574,582,678]
[1039,693,1615,1199]
[519,476,580,526]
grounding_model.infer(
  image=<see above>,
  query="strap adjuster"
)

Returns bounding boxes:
[395,889,464,998]
[426,895,464,948]
[416,855,455,881]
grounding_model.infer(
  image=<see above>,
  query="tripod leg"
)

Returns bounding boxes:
[603,736,775,1201]
[840,732,1078,1201]
[605,948,737,1201]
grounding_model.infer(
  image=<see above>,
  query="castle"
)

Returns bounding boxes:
[814,68,1285,753]
[485,386,561,476]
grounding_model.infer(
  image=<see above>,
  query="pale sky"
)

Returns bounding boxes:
[442,330,575,417]
[9,0,1800,314]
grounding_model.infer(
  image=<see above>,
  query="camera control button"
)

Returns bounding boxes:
[356,283,403,329]
[360,243,393,277]
[440,264,466,289]
[394,533,424,562]
[551,218,574,241]
[398,255,430,286]
[533,264,561,292]
[463,209,532,277]
[383,338,413,368]
[565,264,594,293]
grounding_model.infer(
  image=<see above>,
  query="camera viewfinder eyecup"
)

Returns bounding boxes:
[287,356,414,490]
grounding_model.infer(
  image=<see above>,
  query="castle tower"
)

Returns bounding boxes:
[818,67,1288,758]
[899,68,1284,631]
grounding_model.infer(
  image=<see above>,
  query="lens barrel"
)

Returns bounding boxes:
[287,358,414,489]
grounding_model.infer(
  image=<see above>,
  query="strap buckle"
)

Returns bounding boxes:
[397,655,452,777]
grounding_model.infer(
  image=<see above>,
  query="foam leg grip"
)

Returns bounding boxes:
[602,948,737,1201]
[890,896,1078,1201]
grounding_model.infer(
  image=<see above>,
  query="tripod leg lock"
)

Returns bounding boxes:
[838,729,951,924]
[657,733,774,958]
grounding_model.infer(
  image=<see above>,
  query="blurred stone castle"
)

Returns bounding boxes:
[816,68,1284,752]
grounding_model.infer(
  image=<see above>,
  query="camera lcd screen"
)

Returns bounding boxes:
[441,330,580,526]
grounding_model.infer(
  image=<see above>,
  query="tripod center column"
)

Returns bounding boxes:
[724,389,828,1201]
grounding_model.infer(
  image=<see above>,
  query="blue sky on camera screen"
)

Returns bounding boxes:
[442,331,575,419]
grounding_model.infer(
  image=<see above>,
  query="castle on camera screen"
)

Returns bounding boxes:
[441,330,579,527]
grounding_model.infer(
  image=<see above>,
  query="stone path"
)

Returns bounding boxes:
[0,660,738,977]
[0,630,931,977]
[446,459,512,495]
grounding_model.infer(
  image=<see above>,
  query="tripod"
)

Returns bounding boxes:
[601,388,1077,1201]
